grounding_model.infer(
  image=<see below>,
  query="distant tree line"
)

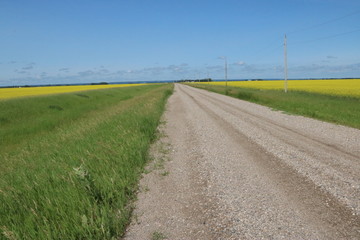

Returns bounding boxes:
[175,78,212,83]
[91,82,108,85]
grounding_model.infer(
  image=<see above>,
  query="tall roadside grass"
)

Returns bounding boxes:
[189,84,360,129]
[0,84,173,239]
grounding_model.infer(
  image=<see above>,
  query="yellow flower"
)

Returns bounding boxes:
[202,79,360,98]
[0,84,147,100]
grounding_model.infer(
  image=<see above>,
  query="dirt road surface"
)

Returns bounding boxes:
[124,84,360,240]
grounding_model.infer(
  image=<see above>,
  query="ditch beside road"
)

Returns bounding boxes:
[124,83,360,240]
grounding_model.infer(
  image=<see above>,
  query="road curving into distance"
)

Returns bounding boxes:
[125,83,360,240]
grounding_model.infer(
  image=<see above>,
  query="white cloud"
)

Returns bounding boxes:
[234,61,246,66]
[40,72,48,77]
[3,61,359,87]
[22,63,35,70]
[14,69,28,74]
[77,70,95,77]
[289,62,360,77]
[22,66,33,70]
[326,55,337,59]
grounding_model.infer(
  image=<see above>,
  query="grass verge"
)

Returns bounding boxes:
[0,84,173,239]
[189,84,360,129]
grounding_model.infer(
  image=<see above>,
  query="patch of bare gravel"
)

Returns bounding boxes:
[124,87,218,239]
[124,84,360,240]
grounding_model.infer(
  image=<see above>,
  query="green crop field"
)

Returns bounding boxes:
[189,83,360,129]
[0,84,173,239]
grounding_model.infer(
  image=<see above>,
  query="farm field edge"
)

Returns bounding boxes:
[0,83,174,239]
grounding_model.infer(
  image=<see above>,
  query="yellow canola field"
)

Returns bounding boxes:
[203,79,360,98]
[0,84,147,100]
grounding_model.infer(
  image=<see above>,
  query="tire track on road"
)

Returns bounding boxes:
[190,85,359,160]
[126,84,360,239]
[183,85,360,215]
[178,84,360,239]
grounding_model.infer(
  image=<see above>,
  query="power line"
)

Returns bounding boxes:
[292,27,360,45]
[246,39,283,63]
[232,10,360,79]
[288,9,360,35]
[247,10,360,63]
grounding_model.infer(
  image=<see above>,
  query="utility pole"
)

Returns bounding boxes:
[225,56,228,88]
[218,56,228,88]
[284,34,288,93]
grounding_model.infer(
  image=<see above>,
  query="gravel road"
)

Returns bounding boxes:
[124,84,360,240]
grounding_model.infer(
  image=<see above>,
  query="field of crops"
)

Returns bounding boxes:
[0,84,173,239]
[0,83,146,100]
[191,82,360,129]
[202,79,360,98]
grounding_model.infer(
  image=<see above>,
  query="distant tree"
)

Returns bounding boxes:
[175,78,212,83]
[91,82,108,85]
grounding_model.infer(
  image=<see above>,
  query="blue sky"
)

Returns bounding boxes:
[1,0,360,86]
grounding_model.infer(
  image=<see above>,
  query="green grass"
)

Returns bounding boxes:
[189,84,360,129]
[0,84,173,239]
[151,231,167,240]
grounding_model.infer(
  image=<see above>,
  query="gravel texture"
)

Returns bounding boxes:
[124,84,360,240]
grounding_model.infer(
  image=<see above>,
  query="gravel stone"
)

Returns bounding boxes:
[124,84,360,240]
